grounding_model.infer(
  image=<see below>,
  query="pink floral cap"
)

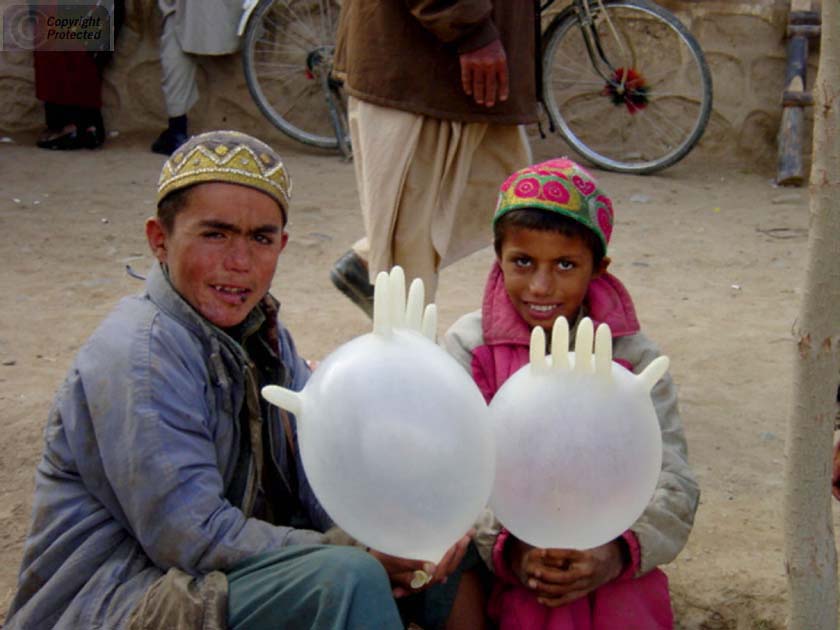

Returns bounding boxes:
[493,157,614,253]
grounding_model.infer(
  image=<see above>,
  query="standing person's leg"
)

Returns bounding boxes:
[387,117,450,300]
[331,97,424,316]
[391,122,530,301]
[227,545,402,629]
[332,102,530,310]
[434,124,532,272]
[77,106,106,149]
[43,102,72,134]
[151,12,197,155]
[34,50,103,150]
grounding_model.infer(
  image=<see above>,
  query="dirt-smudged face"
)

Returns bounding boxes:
[146,182,288,329]
[498,226,608,335]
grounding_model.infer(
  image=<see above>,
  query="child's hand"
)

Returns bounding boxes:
[510,538,625,607]
[369,533,472,597]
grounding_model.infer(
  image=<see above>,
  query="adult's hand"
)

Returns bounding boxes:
[832,440,840,501]
[369,533,472,597]
[509,538,625,607]
[459,38,509,108]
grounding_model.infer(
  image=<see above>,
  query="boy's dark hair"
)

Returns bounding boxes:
[156,185,195,234]
[493,208,605,268]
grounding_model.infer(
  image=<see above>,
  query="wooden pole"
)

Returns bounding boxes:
[783,0,840,626]
[777,0,819,186]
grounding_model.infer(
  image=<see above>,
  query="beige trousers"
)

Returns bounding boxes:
[348,97,532,300]
[159,13,199,117]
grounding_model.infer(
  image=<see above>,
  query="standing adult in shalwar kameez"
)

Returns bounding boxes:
[331,0,540,316]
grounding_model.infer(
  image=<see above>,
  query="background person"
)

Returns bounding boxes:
[33,0,125,150]
[330,0,540,317]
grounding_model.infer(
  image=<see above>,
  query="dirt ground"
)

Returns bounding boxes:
[0,128,833,629]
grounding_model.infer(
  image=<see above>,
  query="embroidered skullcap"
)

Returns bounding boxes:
[157,130,291,219]
[493,157,615,253]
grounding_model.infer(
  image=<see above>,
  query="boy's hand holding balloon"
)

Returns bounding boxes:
[372,531,473,597]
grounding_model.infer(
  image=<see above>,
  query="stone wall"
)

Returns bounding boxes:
[0,0,817,168]
[664,0,817,167]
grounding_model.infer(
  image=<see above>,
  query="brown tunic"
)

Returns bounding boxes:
[334,0,540,125]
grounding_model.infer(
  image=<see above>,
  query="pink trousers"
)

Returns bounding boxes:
[490,567,673,630]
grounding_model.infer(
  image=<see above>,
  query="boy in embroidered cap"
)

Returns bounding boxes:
[7,130,471,630]
[445,158,699,629]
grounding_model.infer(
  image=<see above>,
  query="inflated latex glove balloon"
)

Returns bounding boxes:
[262,267,494,562]
[489,316,668,551]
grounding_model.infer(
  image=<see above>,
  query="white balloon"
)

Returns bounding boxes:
[263,267,494,562]
[489,317,667,551]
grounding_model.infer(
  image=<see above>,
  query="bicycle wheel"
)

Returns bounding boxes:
[542,0,712,174]
[242,0,347,150]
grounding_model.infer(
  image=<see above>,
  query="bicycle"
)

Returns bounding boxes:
[240,0,712,174]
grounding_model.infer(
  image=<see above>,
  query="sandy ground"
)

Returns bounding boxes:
[0,129,833,629]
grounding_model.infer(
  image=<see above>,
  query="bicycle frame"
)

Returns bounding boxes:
[541,0,633,89]
[237,0,259,37]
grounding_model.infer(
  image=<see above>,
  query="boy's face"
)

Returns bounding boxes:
[498,226,609,335]
[146,182,288,329]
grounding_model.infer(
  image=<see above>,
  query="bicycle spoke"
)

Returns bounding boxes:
[254,38,308,58]
[261,14,318,52]
[549,47,600,78]
[549,76,609,89]
[280,1,324,47]
[251,65,307,84]
[563,95,615,126]
[644,88,702,103]
[649,102,699,138]
[317,0,335,42]
[265,81,322,116]
[265,7,323,51]
[635,109,688,150]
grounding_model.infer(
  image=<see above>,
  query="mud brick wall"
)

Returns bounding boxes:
[0,0,815,168]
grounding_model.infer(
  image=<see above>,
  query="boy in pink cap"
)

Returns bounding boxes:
[445,158,699,629]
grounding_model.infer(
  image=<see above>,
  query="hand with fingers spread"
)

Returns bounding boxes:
[459,38,509,107]
[509,538,626,608]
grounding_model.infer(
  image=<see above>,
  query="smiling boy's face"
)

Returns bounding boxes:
[498,226,609,334]
[146,182,288,329]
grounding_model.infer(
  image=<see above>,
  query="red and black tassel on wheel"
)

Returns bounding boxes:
[602,67,649,114]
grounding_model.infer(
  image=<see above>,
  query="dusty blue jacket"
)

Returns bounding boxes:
[6,264,330,629]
